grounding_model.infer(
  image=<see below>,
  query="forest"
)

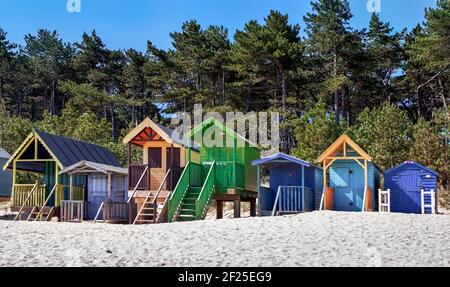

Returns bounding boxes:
[0,0,448,203]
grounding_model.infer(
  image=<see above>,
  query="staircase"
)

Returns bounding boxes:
[168,162,216,223]
[27,206,55,221]
[177,187,201,222]
[133,169,172,224]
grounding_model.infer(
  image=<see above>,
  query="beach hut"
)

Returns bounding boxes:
[3,130,122,221]
[317,134,382,212]
[384,161,439,214]
[0,148,12,199]
[123,118,200,224]
[59,161,128,222]
[168,118,261,222]
[252,153,323,216]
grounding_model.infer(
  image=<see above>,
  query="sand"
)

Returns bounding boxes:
[0,211,449,267]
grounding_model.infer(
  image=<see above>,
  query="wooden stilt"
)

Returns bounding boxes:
[250,198,256,217]
[234,199,241,218]
[217,200,223,219]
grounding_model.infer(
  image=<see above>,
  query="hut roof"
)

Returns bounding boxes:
[252,153,312,167]
[187,117,259,149]
[123,117,199,151]
[3,130,121,172]
[59,161,128,176]
[0,148,10,159]
[317,134,373,163]
[384,161,439,176]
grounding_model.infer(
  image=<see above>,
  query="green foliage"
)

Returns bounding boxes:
[350,103,411,170]
[291,102,341,162]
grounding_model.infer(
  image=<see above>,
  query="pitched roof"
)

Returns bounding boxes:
[59,161,127,176]
[3,130,121,172]
[384,161,439,176]
[187,117,259,148]
[317,134,373,163]
[252,153,311,167]
[0,148,10,159]
[123,118,200,150]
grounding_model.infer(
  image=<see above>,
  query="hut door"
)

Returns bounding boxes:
[87,175,108,220]
[166,148,181,191]
[398,170,421,213]
[332,168,354,211]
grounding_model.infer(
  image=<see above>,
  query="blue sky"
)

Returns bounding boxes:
[0,0,437,51]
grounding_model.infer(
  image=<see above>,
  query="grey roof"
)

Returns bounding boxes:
[252,153,311,167]
[59,161,128,176]
[0,148,10,159]
[155,123,200,151]
[35,131,122,168]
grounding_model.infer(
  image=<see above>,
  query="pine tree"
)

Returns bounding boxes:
[0,28,16,102]
[303,0,355,124]
[350,103,411,170]
[24,29,74,115]
[367,13,403,103]
[291,101,341,162]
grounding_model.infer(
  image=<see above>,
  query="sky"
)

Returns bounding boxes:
[0,0,437,51]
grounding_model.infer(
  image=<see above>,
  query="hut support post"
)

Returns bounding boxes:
[233,137,237,187]
[107,172,112,199]
[301,165,305,212]
[257,165,261,216]
[171,144,174,190]
[217,200,223,219]
[69,174,73,200]
[127,143,132,166]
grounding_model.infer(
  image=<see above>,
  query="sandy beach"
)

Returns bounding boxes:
[0,210,449,267]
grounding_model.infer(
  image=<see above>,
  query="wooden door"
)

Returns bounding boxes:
[166,147,181,191]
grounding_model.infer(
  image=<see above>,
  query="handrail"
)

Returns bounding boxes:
[14,182,38,221]
[272,186,282,216]
[362,186,368,212]
[152,169,171,205]
[127,164,149,204]
[319,186,326,211]
[34,184,58,221]
[168,162,192,222]
[133,169,171,225]
[195,162,216,220]
[93,202,105,223]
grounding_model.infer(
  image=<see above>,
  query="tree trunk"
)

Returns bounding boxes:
[110,104,116,140]
[0,76,4,101]
[333,48,340,125]
[438,77,449,120]
[51,80,57,115]
[279,64,288,111]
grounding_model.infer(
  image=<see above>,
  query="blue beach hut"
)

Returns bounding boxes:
[252,153,323,216]
[0,148,12,198]
[317,135,382,212]
[384,161,438,214]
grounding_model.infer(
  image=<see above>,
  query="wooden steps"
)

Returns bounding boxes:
[175,187,201,222]
[27,206,55,221]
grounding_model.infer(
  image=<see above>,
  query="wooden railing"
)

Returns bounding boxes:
[213,162,245,189]
[55,185,85,207]
[12,183,46,207]
[129,164,150,190]
[196,162,216,220]
[60,200,84,222]
[103,202,129,222]
[272,186,313,216]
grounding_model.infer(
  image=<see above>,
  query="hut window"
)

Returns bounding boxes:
[148,147,162,168]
